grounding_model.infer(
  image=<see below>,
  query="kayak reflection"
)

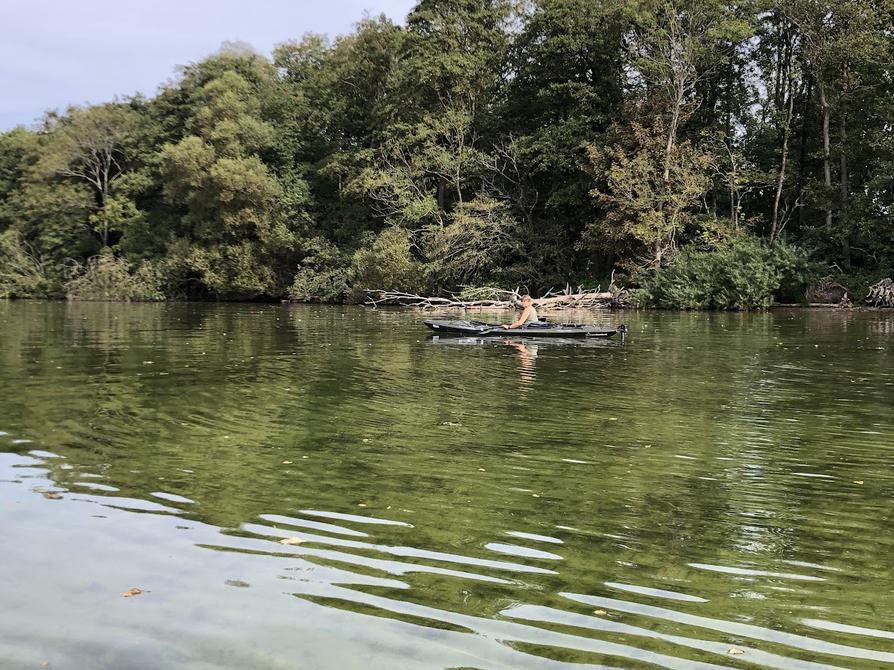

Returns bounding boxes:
[427,335,620,348]
[427,334,623,390]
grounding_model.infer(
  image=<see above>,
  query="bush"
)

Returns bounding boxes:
[348,226,422,302]
[288,237,351,302]
[0,231,54,298]
[185,242,278,300]
[423,196,520,289]
[65,251,165,301]
[635,237,808,310]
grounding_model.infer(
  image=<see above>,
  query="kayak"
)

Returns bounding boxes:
[423,319,624,338]
[428,336,620,347]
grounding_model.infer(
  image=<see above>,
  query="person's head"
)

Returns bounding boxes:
[521,294,532,307]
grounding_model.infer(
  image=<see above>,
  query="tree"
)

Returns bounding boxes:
[156,59,301,298]
[38,104,139,246]
[785,0,893,267]
[502,0,631,281]
[588,120,715,268]
[0,0,891,304]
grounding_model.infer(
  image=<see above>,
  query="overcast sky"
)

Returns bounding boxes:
[0,0,416,131]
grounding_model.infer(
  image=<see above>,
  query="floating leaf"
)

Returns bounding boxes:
[279,537,305,545]
[282,460,292,465]
[593,609,607,616]
[122,587,143,598]
[727,647,744,655]
[853,480,864,485]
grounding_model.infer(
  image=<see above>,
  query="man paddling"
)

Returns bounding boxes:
[502,294,539,329]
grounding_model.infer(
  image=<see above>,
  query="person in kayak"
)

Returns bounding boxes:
[503,295,539,329]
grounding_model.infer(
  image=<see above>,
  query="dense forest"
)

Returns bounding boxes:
[1,0,892,308]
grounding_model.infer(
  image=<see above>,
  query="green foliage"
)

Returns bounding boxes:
[587,120,716,268]
[0,230,53,298]
[65,251,165,302]
[635,237,809,310]
[0,128,39,232]
[349,226,422,301]
[1,0,892,302]
[289,238,351,303]
[36,104,141,246]
[184,243,279,300]
[423,195,520,288]
[154,62,300,298]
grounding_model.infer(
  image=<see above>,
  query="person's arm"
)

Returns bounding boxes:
[503,305,531,329]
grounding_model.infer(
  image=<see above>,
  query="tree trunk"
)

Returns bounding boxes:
[819,78,833,234]
[771,75,795,241]
[839,101,851,270]
[663,93,682,184]
[726,57,736,228]
[795,75,813,228]
[98,187,109,247]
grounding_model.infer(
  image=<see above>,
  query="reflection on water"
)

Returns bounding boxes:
[505,340,539,389]
[1,302,893,670]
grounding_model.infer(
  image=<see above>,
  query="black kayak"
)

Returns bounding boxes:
[424,319,623,338]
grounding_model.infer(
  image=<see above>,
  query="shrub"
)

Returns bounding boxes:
[636,237,808,310]
[423,196,520,289]
[65,251,165,301]
[185,242,278,300]
[0,231,54,298]
[288,238,351,303]
[348,226,422,301]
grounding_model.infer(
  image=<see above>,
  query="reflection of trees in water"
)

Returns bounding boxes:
[866,312,894,336]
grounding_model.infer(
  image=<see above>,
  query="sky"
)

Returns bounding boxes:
[0,0,416,131]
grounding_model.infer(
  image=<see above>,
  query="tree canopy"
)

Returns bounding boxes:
[1,0,893,306]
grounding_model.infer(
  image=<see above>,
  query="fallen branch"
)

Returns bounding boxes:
[365,283,629,309]
[867,278,894,307]
[806,276,848,304]
[364,291,515,308]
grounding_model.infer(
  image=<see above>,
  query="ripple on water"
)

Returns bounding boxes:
[1,306,893,669]
[560,592,894,664]
[687,563,827,582]
[505,530,564,544]
[801,619,894,641]
[298,509,414,527]
[603,581,708,603]
[484,542,564,561]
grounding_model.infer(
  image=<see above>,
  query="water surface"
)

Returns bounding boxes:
[1,302,893,669]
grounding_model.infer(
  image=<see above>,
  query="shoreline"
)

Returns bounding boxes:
[2,297,890,312]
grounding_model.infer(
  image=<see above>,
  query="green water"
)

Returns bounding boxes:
[1,301,893,670]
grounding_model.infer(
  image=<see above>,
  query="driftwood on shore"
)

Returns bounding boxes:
[365,283,630,310]
[806,277,849,305]
[867,278,894,307]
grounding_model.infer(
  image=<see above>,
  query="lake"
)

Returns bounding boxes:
[1,301,893,670]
